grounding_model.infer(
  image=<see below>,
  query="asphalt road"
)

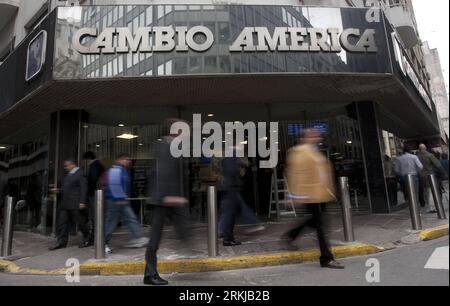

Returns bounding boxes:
[0,236,448,286]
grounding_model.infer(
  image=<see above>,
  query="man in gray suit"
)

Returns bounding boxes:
[49,158,90,250]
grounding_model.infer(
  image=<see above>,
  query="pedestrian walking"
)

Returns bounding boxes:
[283,128,344,269]
[104,153,148,254]
[49,158,90,250]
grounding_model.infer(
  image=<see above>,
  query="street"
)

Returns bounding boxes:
[0,237,448,286]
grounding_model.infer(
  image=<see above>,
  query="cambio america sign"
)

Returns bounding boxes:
[73,26,377,54]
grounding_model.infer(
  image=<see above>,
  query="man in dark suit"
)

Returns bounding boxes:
[49,158,90,250]
[83,151,105,246]
[143,119,190,286]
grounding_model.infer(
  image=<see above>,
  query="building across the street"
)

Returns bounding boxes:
[0,0,447,235]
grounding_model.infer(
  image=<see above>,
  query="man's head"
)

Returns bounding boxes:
[419,143,427,152]
[63,158,77,172]
[403,145,413,154]
[116,153,131,168]
[83,151,96,160]
[299,128,322,145]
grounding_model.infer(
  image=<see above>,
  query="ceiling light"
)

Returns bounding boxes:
[117,133,138,140]
[118,123,125,127]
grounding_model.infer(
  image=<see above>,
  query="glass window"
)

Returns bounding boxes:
[165,60,173,75]
[127,53,132,68]
[118,55,124,73]
[157,6,165,19]
[158,63,165,75]
[119,6,124,19]
[146,7,153,25]
[189,57,201,73]
[139,12,145,27]
[204,56,217,73]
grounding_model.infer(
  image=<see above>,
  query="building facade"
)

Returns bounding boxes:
[0,0,446,235]
[422,41,449,139]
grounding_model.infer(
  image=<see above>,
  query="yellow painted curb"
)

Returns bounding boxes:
[79,244,384,276]
[0,260,20,273]
[0,259,67,275]
[419,224,449,241]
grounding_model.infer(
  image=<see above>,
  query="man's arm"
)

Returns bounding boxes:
[414,156,423,172]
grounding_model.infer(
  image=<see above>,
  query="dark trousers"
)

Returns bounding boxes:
[221,190,243,242]
[56,209,90,246]
[284,205,334,266]
[87,196,96,243]
[386,177,398,206]
[144,205,190,278]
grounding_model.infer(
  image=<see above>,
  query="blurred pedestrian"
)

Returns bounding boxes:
[283,129,344,269]
[105,153,148,254]
[219,149,264,245]
[144,119,191,286]
[383,155,398,206]
[394,145,423,199]
[49,158,90,250]
[417,144,446,213]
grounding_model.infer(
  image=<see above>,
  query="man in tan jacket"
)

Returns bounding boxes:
[283,128,344,269]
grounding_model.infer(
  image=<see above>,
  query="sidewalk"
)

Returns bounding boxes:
[0,205,448,275]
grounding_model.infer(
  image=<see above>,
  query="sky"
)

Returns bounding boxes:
[412,0,449,95]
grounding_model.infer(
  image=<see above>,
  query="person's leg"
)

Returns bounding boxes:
[308,205,334,265]
[104,201,120,246]
[56,209,70,247]
[425,187,435,212]
[144,206,168,278]
[74,209,90,243]
[418,177,426,207]
[87,196,95,243]
[222,191,240,242]
[119,204,143,240]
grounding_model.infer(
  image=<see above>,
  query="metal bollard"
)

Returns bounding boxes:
[406,174,423,230]
[1,197,15,257]
[94,190,105,259]
[428,174,447,220]
[338,177,355,242]
[207,186,219,257]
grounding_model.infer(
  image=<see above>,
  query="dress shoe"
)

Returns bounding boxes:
[143,275,169,286]
[321,260,345,269]
[48,244,66,251]
[223,240,242,246]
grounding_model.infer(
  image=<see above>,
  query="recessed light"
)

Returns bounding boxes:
[83,125,89,129]
[207,113,214,117]
[117,133,138,140]
[138,143,143,146]
[0,146,7,150]
[95,144,100,148]
[118,123,125,127]
[346,140,353,144]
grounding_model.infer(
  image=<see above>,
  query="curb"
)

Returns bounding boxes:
[1,224,448,276]
[419,224,449,241]
[80,244,383,276]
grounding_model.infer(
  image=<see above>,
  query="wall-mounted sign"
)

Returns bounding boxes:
[26,30,47,82]
[72,26,377,55]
